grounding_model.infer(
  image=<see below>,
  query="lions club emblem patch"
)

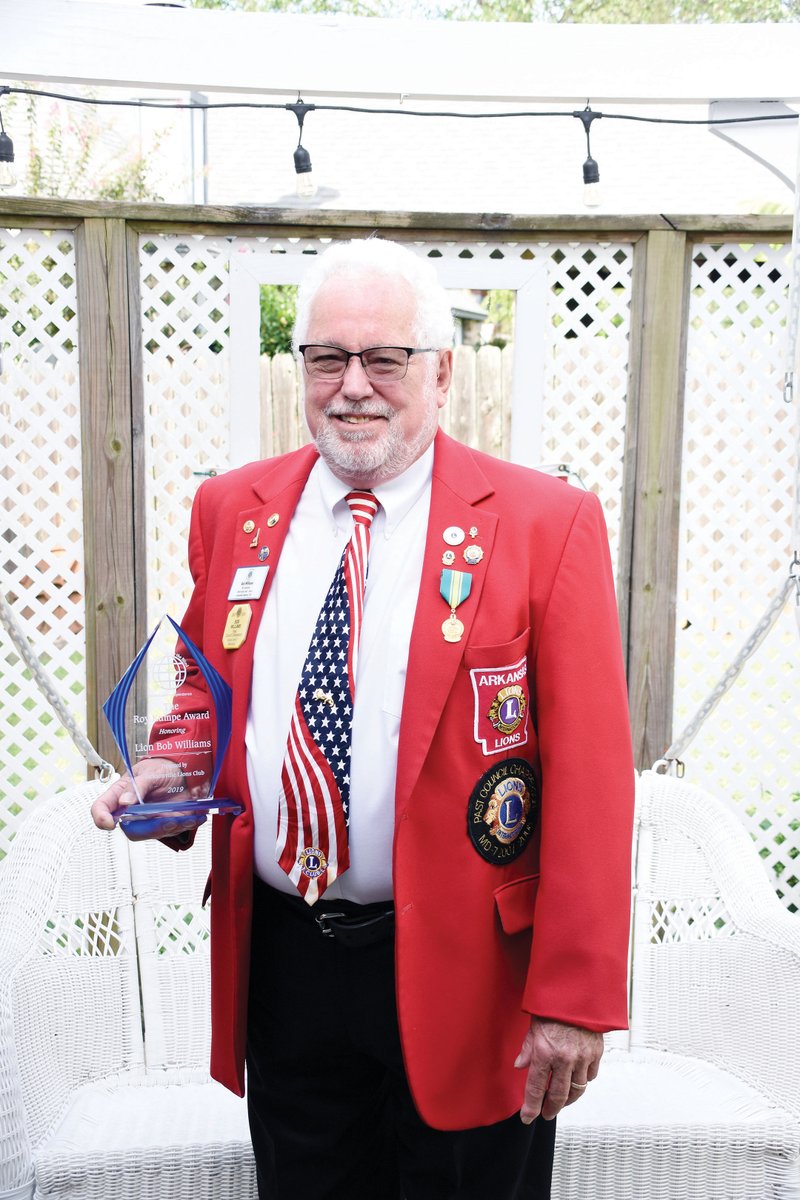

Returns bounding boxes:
[467,758,539,865]
[470,656,530,756]
[298,847,328,879]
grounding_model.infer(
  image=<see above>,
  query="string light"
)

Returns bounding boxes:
[573,104,602,208]
[0,84,796,204]
[0,89,15,190]
[287,99,316,198]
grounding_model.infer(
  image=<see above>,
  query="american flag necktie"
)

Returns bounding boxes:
[276,490,378,903]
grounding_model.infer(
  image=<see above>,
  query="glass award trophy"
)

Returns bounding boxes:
[103,615,243,835]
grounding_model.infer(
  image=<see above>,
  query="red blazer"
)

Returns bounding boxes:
[173,431,634,1131]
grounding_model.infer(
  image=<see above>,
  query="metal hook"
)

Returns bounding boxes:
[790,552,800,603]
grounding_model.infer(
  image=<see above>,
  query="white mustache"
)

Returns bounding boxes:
[324,403,395,420]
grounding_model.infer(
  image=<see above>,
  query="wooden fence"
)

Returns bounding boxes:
[1,200,798,905]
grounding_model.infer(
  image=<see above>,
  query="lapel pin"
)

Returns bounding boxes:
[243,519,255,534]
[267,513,280,528]
[258,546,269,562]
[442,549,456,566]
[222,603,252,650]
[469,526,478,538]
[464,544,484,566]
[443,525,465,546]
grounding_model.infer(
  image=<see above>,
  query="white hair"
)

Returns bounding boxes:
[292,238,455,352]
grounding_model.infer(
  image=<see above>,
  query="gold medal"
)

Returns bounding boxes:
[222,603,252,650]
[442,613,465,643]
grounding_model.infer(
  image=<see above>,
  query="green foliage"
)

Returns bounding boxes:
[457,0,800,18]
[190,0,800,16]
[9,85,164,201]
[260,284,298,356]
[190,0,423,11]
[482,289,515,346]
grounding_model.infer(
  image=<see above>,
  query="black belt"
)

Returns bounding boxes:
[254,877,395,948]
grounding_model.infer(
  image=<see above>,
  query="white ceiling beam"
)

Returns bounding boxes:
[3,0,800,105]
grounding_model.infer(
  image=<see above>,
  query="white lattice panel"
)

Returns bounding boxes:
[0,227,87,851]
[140,234,232,621]
[140,234,633,629]
[541,243,633,570]
[674,240,799,909]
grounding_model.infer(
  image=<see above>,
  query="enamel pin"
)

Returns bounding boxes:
[222,604,252,650]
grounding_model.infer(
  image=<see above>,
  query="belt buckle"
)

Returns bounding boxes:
[315,910,346,938]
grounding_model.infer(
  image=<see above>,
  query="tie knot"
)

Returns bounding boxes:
[346,490,378,529]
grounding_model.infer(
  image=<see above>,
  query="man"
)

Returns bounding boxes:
[93,238,634,1199]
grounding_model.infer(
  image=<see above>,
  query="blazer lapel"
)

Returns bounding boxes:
[223,447,318,746]
[394,434,498,816]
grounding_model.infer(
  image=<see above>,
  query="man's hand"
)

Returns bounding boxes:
[90,759,206,842]
[515,1016,603,1123]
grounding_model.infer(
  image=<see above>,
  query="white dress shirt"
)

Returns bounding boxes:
[246,446,433,902]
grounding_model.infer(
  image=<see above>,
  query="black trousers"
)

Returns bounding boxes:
[246,880,556,1200]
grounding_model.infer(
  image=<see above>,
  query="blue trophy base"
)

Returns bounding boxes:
[117,797,243,836]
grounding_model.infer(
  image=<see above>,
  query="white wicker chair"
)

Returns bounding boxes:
[3,773,800,1199]
[554,770,800,1200]
[0,778,255,1200]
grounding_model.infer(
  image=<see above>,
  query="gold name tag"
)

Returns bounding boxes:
[222,604,252,650]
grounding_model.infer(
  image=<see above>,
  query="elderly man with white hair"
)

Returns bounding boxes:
[93,237,634,1200]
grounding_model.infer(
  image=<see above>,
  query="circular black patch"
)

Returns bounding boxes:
[467,758,539,865]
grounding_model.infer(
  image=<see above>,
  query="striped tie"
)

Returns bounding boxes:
[276,490,378,903]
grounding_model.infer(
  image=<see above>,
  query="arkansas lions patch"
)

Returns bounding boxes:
[470,656,530,756]
[467,758,539,865]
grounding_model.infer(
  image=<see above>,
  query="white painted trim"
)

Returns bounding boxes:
[228,255,263,470]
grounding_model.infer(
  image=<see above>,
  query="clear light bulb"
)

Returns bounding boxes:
[293,144,316,199]
[295,169,316,199]
[0,160,15,190]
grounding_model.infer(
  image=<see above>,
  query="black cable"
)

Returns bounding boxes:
[1,84,797,128]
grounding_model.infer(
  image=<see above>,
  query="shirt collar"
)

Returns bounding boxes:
[315,444,434,538]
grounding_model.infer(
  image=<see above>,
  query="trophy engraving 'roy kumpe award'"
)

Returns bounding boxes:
[103,616,243,834]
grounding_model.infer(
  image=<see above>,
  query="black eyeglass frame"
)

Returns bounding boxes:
[298,344,438,381]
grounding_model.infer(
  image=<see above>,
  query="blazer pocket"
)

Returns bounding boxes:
[494,873,540,935]
[464,627,531,671]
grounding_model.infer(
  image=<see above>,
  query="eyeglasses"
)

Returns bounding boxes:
[298,344,436,383]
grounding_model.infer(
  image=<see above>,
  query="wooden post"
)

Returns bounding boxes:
[451,344,477,449]
[76,218,137,765]
[625,229,690,770]
[475,344,503,456]
[271,352,301,454]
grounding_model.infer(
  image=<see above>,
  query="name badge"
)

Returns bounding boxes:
[228,565,269,602]
[470,656,530,756]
